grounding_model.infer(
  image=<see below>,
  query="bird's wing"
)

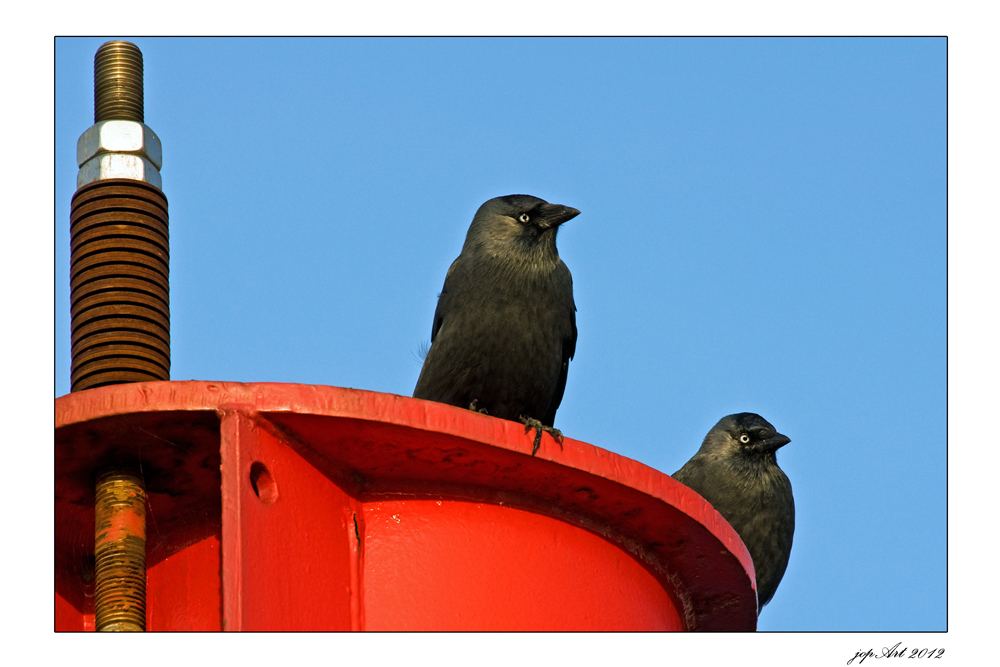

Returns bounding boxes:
[543,304,577,426]
[430,257,461,343]
[567,301,577,361]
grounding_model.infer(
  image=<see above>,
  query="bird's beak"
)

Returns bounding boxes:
[760,433,791,452]
[537,203,580,229]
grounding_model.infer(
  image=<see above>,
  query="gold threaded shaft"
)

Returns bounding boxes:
[94,40,144,123]
[94,469,147,631]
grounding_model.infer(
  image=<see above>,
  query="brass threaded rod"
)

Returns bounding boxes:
[94,469,147,631]
[81,41,156,634]
[94,41,143,123]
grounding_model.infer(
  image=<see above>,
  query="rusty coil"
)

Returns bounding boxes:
[94,41,143,123]
[94,468,147,631]
[70,179,169,392]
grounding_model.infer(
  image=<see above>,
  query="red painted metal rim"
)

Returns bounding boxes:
[56,381,758,630]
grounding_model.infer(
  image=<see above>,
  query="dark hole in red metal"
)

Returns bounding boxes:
[250,462,278,504]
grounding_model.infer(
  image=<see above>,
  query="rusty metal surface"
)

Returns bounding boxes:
[70,183,169,225]
[72,304,171,337]
[94,469,147,631]
[94,41,143,123]
[72,276,169,309]
[70,331,170,367]
[71,294,171,333]
[70,179,169,391]
[71,223,169,259]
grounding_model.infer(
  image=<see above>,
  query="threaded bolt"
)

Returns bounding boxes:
[73,40,169,392]
[81,40,158,633]
[94,469,147,631]
[94,41,144,123]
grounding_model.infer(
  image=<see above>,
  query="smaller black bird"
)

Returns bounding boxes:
[672,413,794,613]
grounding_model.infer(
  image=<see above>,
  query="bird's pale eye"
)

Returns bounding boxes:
[518,213,530,223]
[739,434,750,444]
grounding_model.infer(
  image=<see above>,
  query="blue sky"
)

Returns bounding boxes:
[54,37,945,633]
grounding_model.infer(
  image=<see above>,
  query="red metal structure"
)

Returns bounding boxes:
[55,381,758,631]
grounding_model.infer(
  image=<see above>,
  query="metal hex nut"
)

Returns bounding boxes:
[78,154,162,190]
[77,120,162,170]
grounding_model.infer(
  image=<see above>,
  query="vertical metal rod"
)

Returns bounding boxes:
[94,469,147,631]
[71,40,169,392]
[73,40,166,631]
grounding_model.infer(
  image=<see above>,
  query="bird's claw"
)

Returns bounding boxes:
[519,416,563,456]
[468,399,489,415]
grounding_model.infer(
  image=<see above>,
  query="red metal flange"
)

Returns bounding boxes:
[55,381,757,631]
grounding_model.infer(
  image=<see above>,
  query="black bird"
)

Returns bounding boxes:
[672,413,794,612]
[413,194,579,454]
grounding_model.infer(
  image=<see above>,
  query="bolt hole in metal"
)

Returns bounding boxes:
[249,462,279,504]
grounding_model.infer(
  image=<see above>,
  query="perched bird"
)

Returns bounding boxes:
[413,194,579,454]
[672,413,794,612]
